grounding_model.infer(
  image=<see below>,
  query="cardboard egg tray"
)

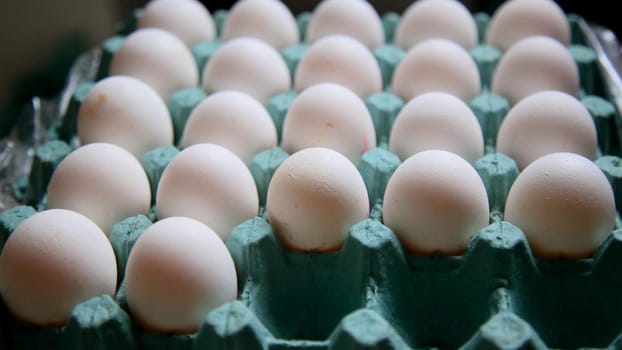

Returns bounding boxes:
[2,4,622,350]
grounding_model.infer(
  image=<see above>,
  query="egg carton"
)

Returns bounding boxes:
[2,4,622,350]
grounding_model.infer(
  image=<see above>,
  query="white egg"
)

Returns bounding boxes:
[281,83,376,164]
[156,143,259,239]
[202,37,291,104]
[222,0,299,50]
[109,28,198,100]
[0,209,117,326]
[137,0,216,47]
[496,90,597,170]
[78,76,174,159]
[306,0,384,49]
[395,0,477,50]
[504,152,615,258]
[125,216,237,333]
[47,143,152,235]
[486,0,570,51]
[295,35,383,99]
[383,150,490,255]
[267,147,369,252]
[180,90,277,164]
[391,38,481,103]
[389,92,484,163]
[491,36,579,105]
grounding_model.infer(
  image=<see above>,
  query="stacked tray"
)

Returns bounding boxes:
[2,1,622,349]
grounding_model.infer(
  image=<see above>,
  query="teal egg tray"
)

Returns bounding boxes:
[2,3,622,349]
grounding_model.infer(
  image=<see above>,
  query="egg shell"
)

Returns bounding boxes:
[383,150,490,255]
[202,37,291,104]
[486,0,570,52]
[496,90,597,170]
[306,0,384,49]
[125,216,237,333]
[156,143,259,240]
[221,0,299,50]
[0,209,117,326]
[491,35,579,105]
[504,152,616,258]
[46,143,151,235]
[77,76,174,159]
[266,147,369,252]
[389,92,484,163]
[295,35,383,99]
[137,0,216,47]
[281,83,376,164]
[391,38,481,103]
[395,0,477,50]
[109,28,198,100]
[180,90,277,164]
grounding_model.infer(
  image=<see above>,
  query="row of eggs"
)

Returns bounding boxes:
[0,143,615,333]
[80,74,596,170]
[0,0,615,337]
[131,0,569,55]
[109,0,579,106]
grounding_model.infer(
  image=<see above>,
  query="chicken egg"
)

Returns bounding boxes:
[221,0,299,50]
[46,143,151,235]
[496,90,597,170]
[180,90,277,164]
[0,209,117,326]
[504,152,616,258]
[125,216,237,333]
[156,143,259,240]
[391,38,481,103]
[109,28,198,100]
[77,76,173,159]
[266,147,370,252]
[491,36,579,105]
[383,150,490,255]
[202,37,290,104]
[389,92,484,163]
[486,0,570,52]
[281,83,376,164]
[137,0,216,47]
[306,0,384,49]
[395,0,477,50]
[295,35,383,99]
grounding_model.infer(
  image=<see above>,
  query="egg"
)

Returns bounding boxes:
[137,0,216,47]
[504,152,616,258]
[266,147,369,252]
[109,28,198,100]
[395,0,477,50]
[0,209,117,326]
[221,0,299,50]
[47,143,151,235]
[389,92,484,163]
[281,83,376,164]
[295,35,383,99]
[491,36,579,105]
[202,37,290,104]
[496,90,597,170]
[156,143,259,240]
[486,0,570,52]
[391,38,481,103]
[180,90,277,164]
[77,76,174,159]
[383,150,490,255]
[305,0,384,49]
[125,216,237,333]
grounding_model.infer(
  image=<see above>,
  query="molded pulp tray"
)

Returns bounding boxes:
[2,4,622,350]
